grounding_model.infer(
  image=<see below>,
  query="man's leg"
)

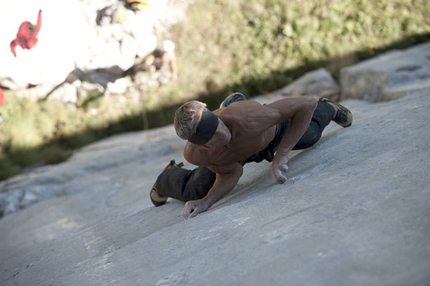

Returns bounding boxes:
[150,160,216,206]
[293,98,352,150]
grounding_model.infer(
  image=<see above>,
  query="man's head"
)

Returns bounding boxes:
[174,100,219,145]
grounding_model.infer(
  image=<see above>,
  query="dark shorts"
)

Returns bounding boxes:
[244,120,290,164]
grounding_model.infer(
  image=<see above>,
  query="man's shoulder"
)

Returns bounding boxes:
[184,143,210,166]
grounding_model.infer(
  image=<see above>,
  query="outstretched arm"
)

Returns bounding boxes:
[182,162,243,219]
[266,96,317,183]
[35,10,42,33]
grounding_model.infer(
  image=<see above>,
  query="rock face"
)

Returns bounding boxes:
[0,44,430,285]
[340,42,430,102]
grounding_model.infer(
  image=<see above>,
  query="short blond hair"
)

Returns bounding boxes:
[174,100,207,140]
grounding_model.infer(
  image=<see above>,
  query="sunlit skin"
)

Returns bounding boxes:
[143,50,178,80]
[181,96,318,219]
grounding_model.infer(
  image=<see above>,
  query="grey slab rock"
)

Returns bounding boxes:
[340,42,430,102]
[0,89,430,286]
[0,125,184,216]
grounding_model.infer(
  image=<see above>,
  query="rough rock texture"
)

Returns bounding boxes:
[0,127,184,216]
[0,44,430,285]
[341,42,430,102]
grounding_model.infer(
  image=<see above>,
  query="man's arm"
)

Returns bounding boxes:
[35,10,42,33]
[266,96,317,183]
[182,162,243,219]
[169,56,178,80]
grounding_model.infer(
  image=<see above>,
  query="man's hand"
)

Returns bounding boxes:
[266,96,317,184]
[270,157,289,184]
[182,199,210,220]
[179,162,243,220]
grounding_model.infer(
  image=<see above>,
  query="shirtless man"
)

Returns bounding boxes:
[123,40,178,81]
[151,92,352,219]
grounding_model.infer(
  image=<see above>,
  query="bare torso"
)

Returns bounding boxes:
[184,101,279,167]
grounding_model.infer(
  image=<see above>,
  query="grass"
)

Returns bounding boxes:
[1,0,429,182]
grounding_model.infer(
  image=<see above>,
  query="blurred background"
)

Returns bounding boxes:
[0,0,429,181]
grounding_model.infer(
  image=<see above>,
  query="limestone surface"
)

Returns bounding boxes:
[1,44,430,286]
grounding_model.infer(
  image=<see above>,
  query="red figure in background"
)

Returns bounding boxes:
[10,10,42,57]
[0,88,5,106]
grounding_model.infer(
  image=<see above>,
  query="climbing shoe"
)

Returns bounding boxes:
[219,92,247,108]
[320,98,353,127]
[150,159,184,206]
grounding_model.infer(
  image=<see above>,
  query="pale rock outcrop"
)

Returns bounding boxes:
[341,42,430,102]
[279,68,340,101]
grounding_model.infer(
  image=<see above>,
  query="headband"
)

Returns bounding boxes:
[188,109,219,145]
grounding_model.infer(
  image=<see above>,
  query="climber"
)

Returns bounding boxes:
[10,10,43,57]
[151,92,353,219]
[123,40,178,81]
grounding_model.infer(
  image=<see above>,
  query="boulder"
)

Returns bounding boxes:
[279,68,340,101]
[340,42,430,102]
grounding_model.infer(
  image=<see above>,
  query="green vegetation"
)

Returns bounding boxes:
[1,0,429,181]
